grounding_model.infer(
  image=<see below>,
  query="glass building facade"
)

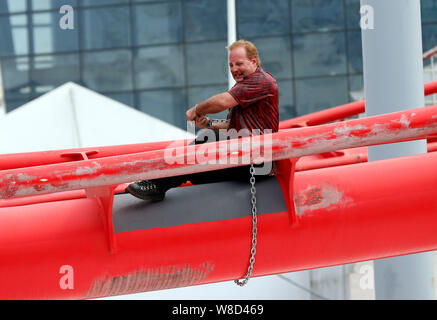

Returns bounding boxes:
[0,0,436,129]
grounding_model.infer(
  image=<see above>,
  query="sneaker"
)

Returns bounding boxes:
[125,180,169,201]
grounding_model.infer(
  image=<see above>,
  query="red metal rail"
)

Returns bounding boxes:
[1,104,437,200]
[0,140,179,171]
[0,150,436,299]
[423,45,437,61]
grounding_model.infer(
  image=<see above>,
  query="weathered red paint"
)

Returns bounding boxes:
[1,105,437,200]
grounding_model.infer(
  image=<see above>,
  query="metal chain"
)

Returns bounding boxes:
[235,164,258,286]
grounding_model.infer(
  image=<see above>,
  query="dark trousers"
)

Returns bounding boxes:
[153,129,273,189]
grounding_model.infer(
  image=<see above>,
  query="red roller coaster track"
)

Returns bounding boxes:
[1,81,437,299]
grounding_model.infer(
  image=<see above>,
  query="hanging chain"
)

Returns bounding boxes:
[235,164,258,287]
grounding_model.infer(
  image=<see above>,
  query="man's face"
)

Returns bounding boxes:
[229,47,258,83]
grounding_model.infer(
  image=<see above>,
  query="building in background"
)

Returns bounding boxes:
[1,0,436,129]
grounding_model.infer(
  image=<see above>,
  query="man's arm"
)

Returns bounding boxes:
[186,92,238,121]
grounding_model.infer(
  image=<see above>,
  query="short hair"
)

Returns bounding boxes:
[226,40,261,67]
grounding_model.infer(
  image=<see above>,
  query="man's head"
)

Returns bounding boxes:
[227,40,261,83]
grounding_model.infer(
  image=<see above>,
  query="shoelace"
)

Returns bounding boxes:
[139,182,157,191]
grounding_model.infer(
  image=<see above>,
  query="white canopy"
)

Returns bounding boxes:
[0,82,192,154]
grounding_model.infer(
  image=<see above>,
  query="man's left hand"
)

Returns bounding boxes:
[186,107,197,121]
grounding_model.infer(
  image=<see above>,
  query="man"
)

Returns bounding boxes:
[126,40,279,201]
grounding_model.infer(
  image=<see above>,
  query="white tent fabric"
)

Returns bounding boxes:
[0,82,193,154]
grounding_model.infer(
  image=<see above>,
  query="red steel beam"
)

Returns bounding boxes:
[2,104,437,200]
[294,139,437,172]
[423,45,437,61]
[295,147,368,171]
[0,140,181,171]
[279,100,364,129]
[0,151,436,299]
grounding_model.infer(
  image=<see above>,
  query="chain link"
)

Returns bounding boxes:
[235,164,258,287]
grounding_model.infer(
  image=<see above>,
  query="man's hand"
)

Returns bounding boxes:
[195,115,210,129]
[186,106,198,121]
[186,105,209,128]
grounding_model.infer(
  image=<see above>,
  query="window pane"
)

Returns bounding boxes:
[134,2,183,46]
[32,11,79,54]
[421,0,437,23]
[184,0,227,42]
[277,79,295,120]
[346,0,361,29]
[132,0,167,2]
[0,15,29,57]
[82,50,133,91]
[80,6,130,50]
[32,0,77,11]
[293,32,347,77]
[349,74,364,102]
[2,57,30,100]
[186,41,228,86]
[104,92,134,106]
[188,85,228,119]
[292,0,345,33]
[423,24,437,53]
[347,31,362,73]
[251,36,292,79]
[134,45,185,89]
[188,85,227,106]
[137,89,186,129]
[30,54,80,97]
[6,99,28,112]
[295,76,348,115]
[237,0,290,38]
[0,0,27,14]
[81,0,129,6]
